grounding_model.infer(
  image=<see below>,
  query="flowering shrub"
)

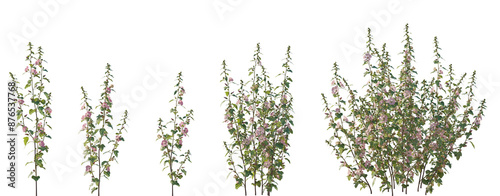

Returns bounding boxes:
[156,72,194,196]
[221,44,294,196]
[80,64,129,195]
[9,43,52,196]
[322,25,486,195]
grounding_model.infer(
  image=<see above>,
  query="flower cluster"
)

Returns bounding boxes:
[157,72,194,195]
[322,25,486,195]
[222,44,294,196]
[80,64,129,195]
[9,43,53,195]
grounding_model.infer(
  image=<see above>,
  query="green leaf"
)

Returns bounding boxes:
[99,128,106,136]
[114,150,119,158]
[32,176,40,181]
[24,137,29,146]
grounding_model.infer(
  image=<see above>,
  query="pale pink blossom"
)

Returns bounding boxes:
[25,66,29,72]
[264,161,271,168]
[18,99,24,105]
[101,102,109,110]
[116,135,122,142]
[86,165,91,172]
[178,139,183,145]
[161,140,168,147]
[363,52,372,62]
[179,121,185,127]
[35,59,41,65]
[45,107,52,115]
[387,97,396,105]
[332,86,339,95]
[22,126,27,132]
[39,141,45,147]
[229,77,234,82]
[31,69,38,75]
[178,100,183,106]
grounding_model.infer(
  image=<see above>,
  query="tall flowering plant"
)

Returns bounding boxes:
[80,64,129,195]
[156,72,194,196]
[221,44,294,196]
[322,25,486,195]
[9,43,52,196]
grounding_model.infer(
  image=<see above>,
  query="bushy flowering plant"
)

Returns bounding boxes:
[9,43,52,196]
[322,25,486,195]
[156,72,194,196]
[221,44,294,196]
[80,64,129,195]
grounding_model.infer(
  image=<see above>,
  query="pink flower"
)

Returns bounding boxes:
[106,87,111,93]
[182,128,189,136]
[404,90,411,98]
[107,95,112,103]
[256,126,265,135]
[81,105,85,110]
[379,115,387,124]
[178,100,183,106]
[387,97,396,105]
[332,86,339,95]
[22,126,27,132]
[161,140,168,147]
[178,139,183,145]
[35,59,41,65]
[18,99,24,105]
[249,117,254,124]
[179,121,185,127]
[264,161,271,168]
[101,102,109,110]
[264,101,270,109]
[179,87,185,96]
[106,166,110,172]
[86,165,91,172]
[45,107,52,115]
[335,108,340,113]
[91,147,97,152]
[85,111,92,118]
[82,123,87,130]
[116,135,122,142]
[363,52,372,62]
[229,77,234,82]
[39,141,45,147]
[342,116,349,122]
[474,115,482,125]
[439,69,443,74]
[227,123,233,129]
[31,69,38,75]
[258,135,266,143]
[339,82,345,88]
[25,66,29,72]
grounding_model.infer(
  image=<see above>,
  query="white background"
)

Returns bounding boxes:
[1,0,499,196]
